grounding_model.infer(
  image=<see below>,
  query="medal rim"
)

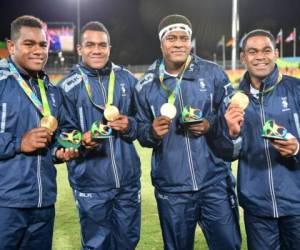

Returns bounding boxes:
[160,103,177,119]
[40,115,58,132]
[104,105,120,121]
[230,92,249,110]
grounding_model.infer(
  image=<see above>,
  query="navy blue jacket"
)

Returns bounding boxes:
[215,66,300,218]
[135,55,234,193]
[0,58,71,208]
[59,62,141,192]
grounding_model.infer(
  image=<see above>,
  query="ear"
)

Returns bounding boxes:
[77,44,82,56]
[240,51,245,65]
[7,40,15,55]
[274,48,279,60]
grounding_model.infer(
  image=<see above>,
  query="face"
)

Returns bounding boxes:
[78,30,111,69]
[241,35,278,81]
[8,26,48,73]
[160,30,191,69]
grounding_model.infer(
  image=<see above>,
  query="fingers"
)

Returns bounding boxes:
[270,138,299,157]
[82,131,101,149]
[152,116,172,139]
[56,148,79,161]
[108,115,129,132]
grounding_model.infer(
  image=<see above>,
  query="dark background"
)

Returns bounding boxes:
[1,0,299,65]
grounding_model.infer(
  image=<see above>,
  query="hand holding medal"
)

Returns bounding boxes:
[230,92,249,110]
[225,91,249,138]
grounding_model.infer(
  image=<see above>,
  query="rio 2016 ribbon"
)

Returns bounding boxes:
[78,65,116,110]
[8,63,57,132]
[159,55,192,105]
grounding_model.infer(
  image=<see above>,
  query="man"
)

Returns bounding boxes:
[135,14,241,250]
[224,29,300,249]
[59,22,141,250]
[0,15,78,250]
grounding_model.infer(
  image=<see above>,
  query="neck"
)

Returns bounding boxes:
[249,76,262,90]
[11,58,39,79]
[164,61,185,75]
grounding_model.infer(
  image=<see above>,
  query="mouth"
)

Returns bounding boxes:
[171,51,186,56]
[253,62,268,70]
[29,58,45,64]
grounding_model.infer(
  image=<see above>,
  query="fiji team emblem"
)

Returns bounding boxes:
[281,97,290,111]
[120,83,126,96]
[199,78,207,91]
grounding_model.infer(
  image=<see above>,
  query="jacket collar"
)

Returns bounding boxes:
[149,54,197,82]
[74,61,113,77]
[6,57,50,88]
[239,64,279,93]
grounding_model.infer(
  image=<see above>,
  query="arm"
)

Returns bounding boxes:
[205,67,243,161]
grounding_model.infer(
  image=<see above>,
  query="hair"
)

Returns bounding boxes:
[80,21,110,44]
[158,14,192,33]
[10,15,44,41]
[241,29,276,51]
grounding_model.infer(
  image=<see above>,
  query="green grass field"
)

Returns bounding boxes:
[52,143,247,250]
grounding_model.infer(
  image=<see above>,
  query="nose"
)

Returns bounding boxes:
[255,51,266,60]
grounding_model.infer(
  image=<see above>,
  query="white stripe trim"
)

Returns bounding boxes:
[0,103,6,132]
[78,107,85,131]
[293,113,300,138]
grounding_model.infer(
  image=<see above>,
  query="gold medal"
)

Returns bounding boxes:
[40,115,58,132]
[160,103,177,119]
[104,105,120,121]
[230,92,249,110]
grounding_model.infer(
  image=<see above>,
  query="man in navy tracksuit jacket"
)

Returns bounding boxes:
[134,14,241,250]
[59,22,141,250]
[222,29,300,249]
[0,15,77,250]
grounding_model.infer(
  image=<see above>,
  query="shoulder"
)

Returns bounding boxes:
[0,59,14,81]
[135,60,159,93]
[59,72,83,93]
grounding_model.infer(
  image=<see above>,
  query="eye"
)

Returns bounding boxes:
[166,36,175,42]
[181,36,189,42]
[247,50,256,55]
[99,43,109,49]
[264,48,272,54]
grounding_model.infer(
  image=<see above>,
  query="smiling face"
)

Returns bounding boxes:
[77,30,111,70]
[160,30,191,72]
[241,35,278,87]
[8,26,48,74]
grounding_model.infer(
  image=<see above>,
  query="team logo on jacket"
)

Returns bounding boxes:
[120,83,126,97]
[199,78,207,92]
[281,97,290,112]
[50,93,56,107]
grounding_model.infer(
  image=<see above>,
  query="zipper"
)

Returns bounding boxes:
[29,78,43,207]
[98,73,120,188]
[177,86,198,191]
[258,93,278,218]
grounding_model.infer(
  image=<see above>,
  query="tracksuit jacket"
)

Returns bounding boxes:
[0,58,70,208]
[59,62,141,192]
[214,65,300,218]
[134,54,234,193]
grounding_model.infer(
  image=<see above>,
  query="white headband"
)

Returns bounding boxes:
[159,23,192,41]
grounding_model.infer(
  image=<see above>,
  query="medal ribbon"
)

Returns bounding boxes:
[9,63,51,117]
[235,72,283,97]
[78,66,116,110]
[159,55,192,104]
